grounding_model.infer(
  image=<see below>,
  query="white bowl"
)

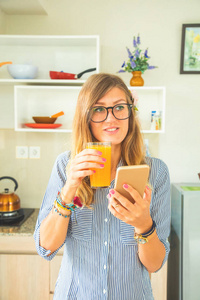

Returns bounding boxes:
[7,64,38,79]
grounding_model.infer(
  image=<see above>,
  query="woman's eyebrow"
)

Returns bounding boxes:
[95,99,127,105]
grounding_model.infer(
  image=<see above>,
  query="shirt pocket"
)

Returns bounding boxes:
[68,207,93,242]
[120,221,138,246]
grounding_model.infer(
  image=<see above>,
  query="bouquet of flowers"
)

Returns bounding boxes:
[118,35,157,74]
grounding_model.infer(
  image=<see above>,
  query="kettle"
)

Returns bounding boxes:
[0,176,21,212]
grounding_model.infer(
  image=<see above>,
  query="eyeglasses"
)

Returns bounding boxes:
[89,103,133,123]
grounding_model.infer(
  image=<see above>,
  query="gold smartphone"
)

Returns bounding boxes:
[114,165,150,203]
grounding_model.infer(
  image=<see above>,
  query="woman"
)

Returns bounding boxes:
[34,73,170,300]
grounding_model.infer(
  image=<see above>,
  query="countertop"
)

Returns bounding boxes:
[0,209,39,236]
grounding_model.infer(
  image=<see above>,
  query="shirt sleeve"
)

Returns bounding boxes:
[33,151,70,261]
[149,158,171,272]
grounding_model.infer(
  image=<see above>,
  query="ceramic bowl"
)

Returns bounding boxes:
[32,117,57,124]
[7,64,38,79]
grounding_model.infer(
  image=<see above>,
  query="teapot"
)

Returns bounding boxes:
[0,176,21,212]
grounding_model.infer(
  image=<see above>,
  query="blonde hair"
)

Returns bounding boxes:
[70,73,145,207]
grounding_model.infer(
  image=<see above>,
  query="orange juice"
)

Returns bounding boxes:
[86,142,111,188]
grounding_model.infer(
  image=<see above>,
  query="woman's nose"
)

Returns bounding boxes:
[106,108,116,122]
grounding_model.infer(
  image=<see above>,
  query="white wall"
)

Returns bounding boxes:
[1,0,200,207]
[0,8,6,33]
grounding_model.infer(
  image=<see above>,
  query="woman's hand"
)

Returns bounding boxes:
[108,184,153,233]
[62,149,106,200]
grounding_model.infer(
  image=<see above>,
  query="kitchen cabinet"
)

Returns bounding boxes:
[0,236,167,300]
[0,34,99,129]
[14,85,166,133]
[0,235,63,300]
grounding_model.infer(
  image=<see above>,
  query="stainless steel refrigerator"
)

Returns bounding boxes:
[167,183,200,300]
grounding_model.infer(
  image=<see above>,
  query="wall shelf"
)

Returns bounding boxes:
[14,85,166,133]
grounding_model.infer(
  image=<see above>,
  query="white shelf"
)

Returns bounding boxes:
[14,85,166,133]
[14,85,82,132]
[0,35,99,82]
[129,86,166,133]
[0,79,86,85]
[0,34,100,129]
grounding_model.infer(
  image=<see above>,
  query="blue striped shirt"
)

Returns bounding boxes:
[34,151,170,300]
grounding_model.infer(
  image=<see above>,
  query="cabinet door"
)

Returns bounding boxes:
[151,262,167,300]
[0,254,49,300]
[49,255,63,296]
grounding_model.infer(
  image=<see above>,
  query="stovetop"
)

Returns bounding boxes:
[0,208,35,226]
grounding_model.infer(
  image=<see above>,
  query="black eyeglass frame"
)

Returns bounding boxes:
[89,103,133,123]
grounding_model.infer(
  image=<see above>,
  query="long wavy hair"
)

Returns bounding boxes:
[69,73,145,207]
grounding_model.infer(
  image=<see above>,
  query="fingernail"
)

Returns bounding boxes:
[97,151,102,155]
[123,184,128,189]
[93,170,96,173]
[146,185,150,190]
[108,193,111,198]
[100,164,104,167]
[110,189,115,194]
[102,158,106,162]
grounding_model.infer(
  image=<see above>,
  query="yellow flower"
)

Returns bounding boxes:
[193,34,200,43]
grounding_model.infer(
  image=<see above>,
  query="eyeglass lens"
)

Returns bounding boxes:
[90,104,131,122]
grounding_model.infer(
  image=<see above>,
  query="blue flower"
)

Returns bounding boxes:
[144,49,150,58]
[133,37,137,47]
[118,69,126,73]
[137,35,140,45]
[135,49,140,58]
[126,47,133,59]
[121,61,126,68]
[148,66,156,69]
[131,60,136,69]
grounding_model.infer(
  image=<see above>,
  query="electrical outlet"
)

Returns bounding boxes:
[16,146,28,159]
[29,146,40,159]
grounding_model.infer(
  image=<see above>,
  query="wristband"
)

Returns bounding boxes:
[134,221,156,244]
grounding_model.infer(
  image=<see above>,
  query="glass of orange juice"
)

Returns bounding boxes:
[86,142,111,188]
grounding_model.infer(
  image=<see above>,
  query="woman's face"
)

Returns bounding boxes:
[89,87,130,146]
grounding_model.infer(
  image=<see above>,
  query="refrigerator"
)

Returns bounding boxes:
[167,183,200,300]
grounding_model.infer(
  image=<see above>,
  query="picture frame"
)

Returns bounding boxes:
[180,24,200,74]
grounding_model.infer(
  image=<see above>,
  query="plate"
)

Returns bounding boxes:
[25,123,62,129]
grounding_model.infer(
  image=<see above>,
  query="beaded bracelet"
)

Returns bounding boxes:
[55,191,82,212]
[53,206,71,218]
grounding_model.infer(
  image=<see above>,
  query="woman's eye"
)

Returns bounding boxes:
[115,105,125,111]
[93,107,105,113]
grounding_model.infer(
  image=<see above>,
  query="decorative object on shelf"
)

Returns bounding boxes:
[130,71,144,87]
[180,24,200,74]
[32,111,64,124]
[25,123,62,129]
[118,34,157,86]
[7,64,38,79]
[150,110,162,131]
[0,61,12,67]
[49,68,96,80]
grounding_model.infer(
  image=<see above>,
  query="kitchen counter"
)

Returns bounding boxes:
[0,208,39,236]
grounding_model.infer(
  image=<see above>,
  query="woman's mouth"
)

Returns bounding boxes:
[104,127,119,134]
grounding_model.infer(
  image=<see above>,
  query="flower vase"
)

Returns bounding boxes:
[130,71,144,86]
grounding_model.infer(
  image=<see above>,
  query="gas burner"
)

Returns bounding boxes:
[0,208,35,226]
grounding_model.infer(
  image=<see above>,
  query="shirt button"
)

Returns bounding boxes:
[104,218,108,222]
[104,241,107,246]
[104,265,107,269]
[103,289,106,294]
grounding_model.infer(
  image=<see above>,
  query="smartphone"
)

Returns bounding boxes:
[114,165,150,203]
